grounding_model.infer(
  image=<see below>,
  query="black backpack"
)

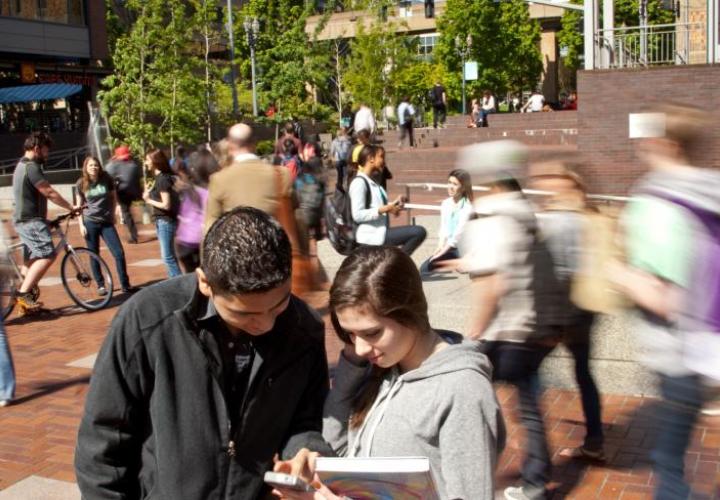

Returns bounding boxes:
[324,176,371,255]
[295,169,325,228]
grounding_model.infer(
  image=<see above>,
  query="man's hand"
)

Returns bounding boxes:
[273,448,319,484]
[79,224,87,238]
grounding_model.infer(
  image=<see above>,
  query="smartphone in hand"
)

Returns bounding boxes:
[264,471,314,492]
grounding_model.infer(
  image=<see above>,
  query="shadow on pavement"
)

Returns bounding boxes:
[13,375,91,405]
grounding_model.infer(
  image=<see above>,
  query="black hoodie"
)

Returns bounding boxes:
[75,274,332,499]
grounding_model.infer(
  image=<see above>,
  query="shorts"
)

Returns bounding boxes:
[14,219,56,260]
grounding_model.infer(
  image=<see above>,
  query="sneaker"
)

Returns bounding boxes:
[0,400,11,407]
[121,286,139,294]
[504,486,546,500]
[97,287,108,297]
[16,292,43,312]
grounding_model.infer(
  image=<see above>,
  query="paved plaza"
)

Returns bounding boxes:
[0,213,718,499]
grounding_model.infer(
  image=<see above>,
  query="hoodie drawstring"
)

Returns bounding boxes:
[348,374,404,458]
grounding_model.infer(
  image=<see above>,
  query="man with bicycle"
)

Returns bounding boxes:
[12,132,75,314]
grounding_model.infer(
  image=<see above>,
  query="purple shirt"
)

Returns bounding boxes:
[176,186,208,246]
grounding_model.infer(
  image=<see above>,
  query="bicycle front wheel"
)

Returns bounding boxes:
[61,247,114,311]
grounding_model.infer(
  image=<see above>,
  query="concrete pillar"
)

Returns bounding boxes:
[541,28,559,102]
[602,0,614,68]
[584,0,597,69]
[708,0,718,62]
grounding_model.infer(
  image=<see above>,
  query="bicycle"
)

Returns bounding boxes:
[1,211,114,318]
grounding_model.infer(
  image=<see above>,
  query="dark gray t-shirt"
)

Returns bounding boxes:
[105,159,142,200]
[76,175,115,224]
[13,157,48,222]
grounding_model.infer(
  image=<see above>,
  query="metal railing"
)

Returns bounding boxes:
[0,146,89,175]
[399,182,629,225]
[596,22,706,68]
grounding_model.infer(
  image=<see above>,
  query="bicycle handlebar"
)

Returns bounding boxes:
[48,207,85,228]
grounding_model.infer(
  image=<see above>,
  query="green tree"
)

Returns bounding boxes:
[343,19,417,116]
[435,0,542,104]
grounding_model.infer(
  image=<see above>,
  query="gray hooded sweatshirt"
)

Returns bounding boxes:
[323,340,505,500]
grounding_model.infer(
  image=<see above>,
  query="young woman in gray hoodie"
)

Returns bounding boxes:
[274,246,505,500]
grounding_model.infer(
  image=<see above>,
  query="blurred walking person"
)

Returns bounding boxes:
[143,150,181,278]
[105,145,142,244]
[456,141,559,500]
[75,157,136,294]
[530,163,605,461]
[0,222,14,407]
[175,150,219,273]
[612,105,720,500]
[430,81,447,128]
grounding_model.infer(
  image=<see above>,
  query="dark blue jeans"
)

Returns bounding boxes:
[384,225,427,257]
[84,219,130,290]
[156,218,182,278]
[483,340,554,496]
[652,374,704,500]
[0,321,14,401]
[420,247,459,274]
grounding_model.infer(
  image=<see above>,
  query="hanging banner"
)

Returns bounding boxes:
[464,61,478,81]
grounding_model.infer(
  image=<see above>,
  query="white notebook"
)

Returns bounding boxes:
[314,456,440,500]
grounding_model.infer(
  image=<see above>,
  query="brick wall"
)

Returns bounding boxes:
[576,65,720,194]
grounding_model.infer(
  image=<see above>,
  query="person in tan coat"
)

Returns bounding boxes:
[205,123,292,234]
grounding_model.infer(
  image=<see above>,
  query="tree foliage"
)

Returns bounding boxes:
[435,0,542,102]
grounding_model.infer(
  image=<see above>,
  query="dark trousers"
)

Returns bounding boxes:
[420,247,459,274]
[399,121,414,147]
[652,374,704,500]
[562,316,604,449]
[384,225,427,256]
[117,193,138,242]
[433,104,446,128]
[483,341,554,496]
[176,242,200,274]
[84,219,130,289]
[334,160,347,192]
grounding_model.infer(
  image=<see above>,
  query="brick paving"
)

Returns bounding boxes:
[0,214,718,499]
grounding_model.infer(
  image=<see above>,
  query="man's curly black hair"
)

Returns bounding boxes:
[202,206,291,294]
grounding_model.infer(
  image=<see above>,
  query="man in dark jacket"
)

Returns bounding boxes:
[105,145,142,243]
[75,206,333,499]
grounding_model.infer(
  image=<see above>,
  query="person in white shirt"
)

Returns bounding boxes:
[480,90,496,127]
[349,145,426,256]
[353,103,376,136]
[397,96,415,148]
[522,91,545,113]
[420,169,474,274]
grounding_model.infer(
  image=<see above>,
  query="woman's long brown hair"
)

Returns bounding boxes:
[329,246,432,429]
[80,156,111,194]
[448,168,474,202]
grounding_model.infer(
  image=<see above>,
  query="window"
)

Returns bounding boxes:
[417,33,439,61]
[37,0,46,18]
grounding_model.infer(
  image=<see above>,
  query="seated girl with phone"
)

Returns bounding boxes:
[271,246,505,500]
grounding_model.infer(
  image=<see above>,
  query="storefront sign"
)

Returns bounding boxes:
[37,73,96,87]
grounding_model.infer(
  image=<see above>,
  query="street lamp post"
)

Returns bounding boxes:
[455,34,472,115]
[226,0,239,117]
[244,17,260,117]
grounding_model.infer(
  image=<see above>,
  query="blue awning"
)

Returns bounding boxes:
[0,83,83,105]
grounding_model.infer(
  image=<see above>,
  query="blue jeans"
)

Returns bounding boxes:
[84,219,130,289]
[652,374,704,500]
[156,218,182,278]
[0,321,15,401]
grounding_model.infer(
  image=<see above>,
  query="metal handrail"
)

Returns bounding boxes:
[398,181,629,224]
[0,146,89,175]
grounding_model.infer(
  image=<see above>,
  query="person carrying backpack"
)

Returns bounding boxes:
[397,96,415,148]
[349,145,426,256]
[294,157,326,256]
[612,105,720,500]
[330,127,352,192]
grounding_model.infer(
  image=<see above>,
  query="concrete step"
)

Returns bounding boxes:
[442,110,578,129]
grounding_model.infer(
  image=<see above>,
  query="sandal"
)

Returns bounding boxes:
[559,445,606,462]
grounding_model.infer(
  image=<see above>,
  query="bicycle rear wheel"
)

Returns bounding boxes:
[61,247,114,311]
